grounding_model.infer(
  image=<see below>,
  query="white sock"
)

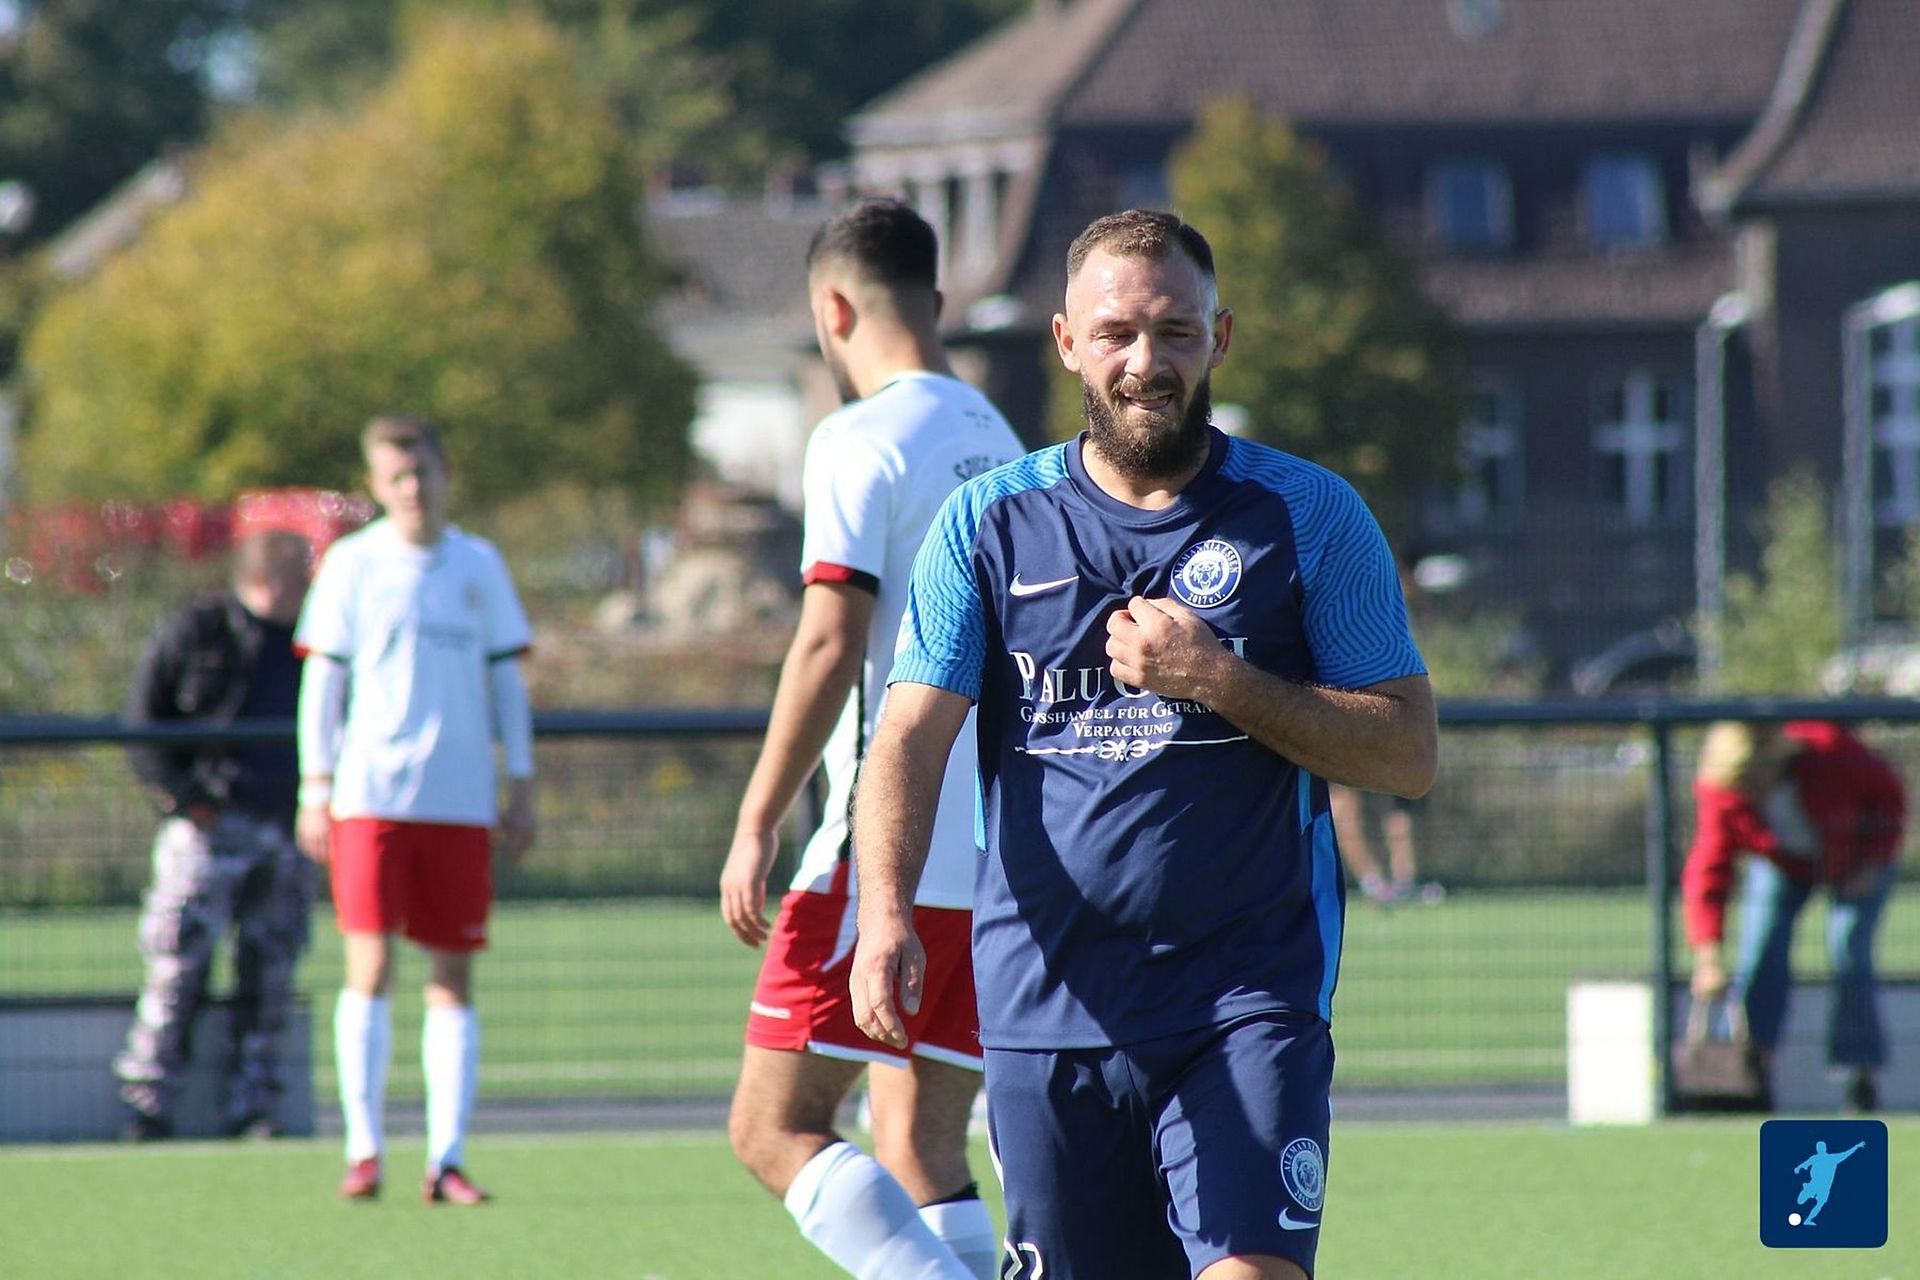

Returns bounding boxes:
[334,990,390,1163]
[784,1142,975,1280]
[920,1197,999,1280]
[423,1003,480,1172]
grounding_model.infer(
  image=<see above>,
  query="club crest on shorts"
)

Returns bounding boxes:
[1280,1137,1325,1212]
[1170,539,1242,609]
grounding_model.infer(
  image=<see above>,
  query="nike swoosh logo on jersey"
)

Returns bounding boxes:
[1009,574,1079,598]
[1277,1208,1320,1231]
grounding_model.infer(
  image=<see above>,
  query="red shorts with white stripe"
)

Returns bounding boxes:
[329,818,493,952]
[746,887,980,1070]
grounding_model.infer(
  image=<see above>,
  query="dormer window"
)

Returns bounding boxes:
[1583,153,1665,249]
[1427,158,1512,251]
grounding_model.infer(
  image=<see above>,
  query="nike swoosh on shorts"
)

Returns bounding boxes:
[1277,1207,1320,1231]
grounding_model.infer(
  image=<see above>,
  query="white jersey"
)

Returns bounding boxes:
[795,371,1022,909]
[295,519,531,826]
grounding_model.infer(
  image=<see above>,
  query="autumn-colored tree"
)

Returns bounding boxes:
[19,8,694,510]
[1169,100,1464,538]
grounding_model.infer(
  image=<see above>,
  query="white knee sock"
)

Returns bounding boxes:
[334,990,390,1163]
[784,1142,976,1280]
[423,1003,480,1172]
[920,1196,999,1280]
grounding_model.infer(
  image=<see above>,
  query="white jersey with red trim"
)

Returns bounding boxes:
[295,519,531,826]
[795,371,1022,908]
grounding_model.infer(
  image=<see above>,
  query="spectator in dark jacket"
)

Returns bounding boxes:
[1683,720,1905,1111]
[115,530,314,1140]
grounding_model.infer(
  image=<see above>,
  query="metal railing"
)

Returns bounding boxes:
[2,697,1915,1125]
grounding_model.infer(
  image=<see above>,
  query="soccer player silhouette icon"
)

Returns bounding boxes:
[1793,1140,1866,1225]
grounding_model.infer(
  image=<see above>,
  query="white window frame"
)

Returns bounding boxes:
[1872,317,1920,526]
[1457,374,1524,529]
[1594,368,1689,526]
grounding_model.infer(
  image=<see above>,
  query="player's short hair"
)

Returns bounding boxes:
[806,197,939,292]
[231,528,311,587]
[1066,209,1216,288]
[361,413,445,465]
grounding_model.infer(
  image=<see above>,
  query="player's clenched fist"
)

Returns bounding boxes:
[1106,594,1228,702]
[849,919,926,1050]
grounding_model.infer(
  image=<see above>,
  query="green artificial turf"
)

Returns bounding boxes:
[5,889,1916,1098]
[1,1121,1912,1279]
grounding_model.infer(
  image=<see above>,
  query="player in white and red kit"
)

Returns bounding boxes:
[295,415,536,1206]
[718,199,1022,1280]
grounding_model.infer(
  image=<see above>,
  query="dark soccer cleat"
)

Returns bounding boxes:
[120,1111,173,1143]
[423,1166,492,1206]
[338,1157,382,1201]
[225,1110,280,1140]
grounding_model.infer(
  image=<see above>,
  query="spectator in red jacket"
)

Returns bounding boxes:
[1683,720,1904,1111]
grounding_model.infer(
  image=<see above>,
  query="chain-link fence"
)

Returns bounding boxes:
[2,702,1916,1137]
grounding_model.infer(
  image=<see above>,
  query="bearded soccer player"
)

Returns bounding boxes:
[719,198,1021,1280]
[296,415,536,1206]
[849,210,1438,1280]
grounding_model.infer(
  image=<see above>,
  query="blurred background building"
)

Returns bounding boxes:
[845,0,1920,685]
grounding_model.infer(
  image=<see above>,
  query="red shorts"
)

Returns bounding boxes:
[746,888,980,1069]
[329,818,493,952]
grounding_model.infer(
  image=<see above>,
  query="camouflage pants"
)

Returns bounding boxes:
[115,814,313,1124]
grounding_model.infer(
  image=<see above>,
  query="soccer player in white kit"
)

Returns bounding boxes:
[718,199,1022,1280]
[295,415,536,1206]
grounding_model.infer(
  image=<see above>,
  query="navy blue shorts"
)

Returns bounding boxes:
[985,1011,1332,1279]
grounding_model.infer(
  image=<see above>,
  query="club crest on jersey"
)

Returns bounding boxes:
[1280,1137,1325,1212]
[1170,539,1243,609]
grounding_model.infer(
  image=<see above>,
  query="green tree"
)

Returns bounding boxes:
[1168,100,1465,538]
[252,0,1021,177]
[1716,471,1841,695]
[18,8,695,510]
[0,0,295,246]
[1416,608,1545,698]
[253,1,747,175]
[672,0,1023,165]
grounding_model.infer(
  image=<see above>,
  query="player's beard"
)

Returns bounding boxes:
[823,346,859,405]
[1082,370,1213,481]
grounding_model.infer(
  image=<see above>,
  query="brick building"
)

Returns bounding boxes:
[844,0,1920,684]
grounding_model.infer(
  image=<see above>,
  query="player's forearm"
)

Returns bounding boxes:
[1198,659,1437,797]
[850,727,944,924]
[735,624,863,834]
[488,657,535,780]
[296,655,350,780]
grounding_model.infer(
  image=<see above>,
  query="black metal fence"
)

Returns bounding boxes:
[1,700,1915,1134]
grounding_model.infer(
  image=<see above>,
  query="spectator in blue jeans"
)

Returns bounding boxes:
[1683,720,1904,1111]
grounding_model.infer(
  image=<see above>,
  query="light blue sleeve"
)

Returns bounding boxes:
[888,483,988,701]
[1297,481,1426,689]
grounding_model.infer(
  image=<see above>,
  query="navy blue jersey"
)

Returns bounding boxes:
[891,428,1424,1049]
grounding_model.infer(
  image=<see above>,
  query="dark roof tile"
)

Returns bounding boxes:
[1065,0,1803,124]
[851,0,1139,145]
[859,0,1806,133]
[1726,0,1920,207]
